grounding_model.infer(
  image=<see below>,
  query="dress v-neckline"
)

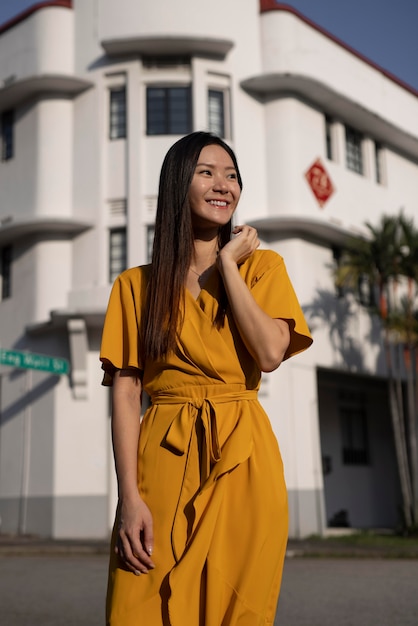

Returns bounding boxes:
[186,265,217,301]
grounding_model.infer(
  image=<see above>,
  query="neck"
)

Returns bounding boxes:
[190,236,219,274]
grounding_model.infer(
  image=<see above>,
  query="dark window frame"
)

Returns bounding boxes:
[339,390,370,465]
[146,225,155,263]
[109,228,127,283]
[375,141,384,184]
[109,87,127,140]
[345,125,364,175]
[325,115,334,161]
[1,110,14,161]
[146,86,192,136]
[1,245,12,300]
[208,89,226,138]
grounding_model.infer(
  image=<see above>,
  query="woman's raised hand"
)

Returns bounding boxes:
[116,493,155,575]
[218,225,260,267]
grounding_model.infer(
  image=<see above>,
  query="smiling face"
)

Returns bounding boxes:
[188,144,241,232]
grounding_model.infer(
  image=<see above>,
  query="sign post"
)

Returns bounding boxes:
[0,349,70,375]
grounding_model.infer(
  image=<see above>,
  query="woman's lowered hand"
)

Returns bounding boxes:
[116,493,155,575]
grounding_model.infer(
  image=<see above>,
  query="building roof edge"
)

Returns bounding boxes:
[259,1,418,99]
[0,1,73,36]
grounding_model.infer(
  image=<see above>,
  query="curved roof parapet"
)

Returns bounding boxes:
[0,216,92,246]
[259,1,418,98]
[241,72,418,160]
[101,35,234,59]
[0,74,92,111]
[247,214,364,247]
[0,1,73,35]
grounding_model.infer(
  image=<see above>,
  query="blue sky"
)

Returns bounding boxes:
[1,0,417,91]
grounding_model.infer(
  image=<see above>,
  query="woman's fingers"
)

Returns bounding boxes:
[142,516,154,558]
[117,529,155,574]
[223,225,260,264]
[116,498,155,575]
[233,225,259,246]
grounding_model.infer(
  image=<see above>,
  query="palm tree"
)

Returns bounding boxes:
[336,212,418,530]
[398,214,418,523]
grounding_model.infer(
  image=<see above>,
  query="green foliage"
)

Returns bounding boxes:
[302,531,418,556]
[335,211,418,343]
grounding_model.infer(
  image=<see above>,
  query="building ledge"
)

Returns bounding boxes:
[0,216,92,246]
[240,72,418,160]
[247,214,362,247]
[101,34,233,58]
[0,74,93,111]
[26,308,105,335]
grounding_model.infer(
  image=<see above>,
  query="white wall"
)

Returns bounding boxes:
[0,6,74,82]
[35,99,73,218]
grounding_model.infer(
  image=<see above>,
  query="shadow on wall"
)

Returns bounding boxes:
[0,371,59,426]
[303,287,384,373]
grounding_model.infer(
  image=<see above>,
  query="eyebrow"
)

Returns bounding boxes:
[196,161,237,170]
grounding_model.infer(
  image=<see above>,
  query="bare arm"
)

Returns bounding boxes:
[217,226,290,372]
[111,369,154,574]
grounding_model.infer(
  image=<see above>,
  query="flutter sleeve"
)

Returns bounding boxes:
[245,250,313,361]
[100,267,146,385]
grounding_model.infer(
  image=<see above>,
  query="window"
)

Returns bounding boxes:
[142,56,190,69]
[146,225,155,263]
[339,390,369,465]
[345,125,363,174]
[208,90,225,137]
[0,245,12,299]
[1,110,14,161]
[109,228,127,283]
[146,86,191,135]
[109,87,127,139]
[325,115,333,160]
[375,141,384,184]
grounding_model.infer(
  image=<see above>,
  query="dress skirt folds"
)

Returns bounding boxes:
[100,250,312,625]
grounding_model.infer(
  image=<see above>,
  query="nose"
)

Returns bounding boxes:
[213,174,229,193]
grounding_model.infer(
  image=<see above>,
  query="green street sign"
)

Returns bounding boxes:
[0,349,70,375]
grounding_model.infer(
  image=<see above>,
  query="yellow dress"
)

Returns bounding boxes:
[100,249,312,626]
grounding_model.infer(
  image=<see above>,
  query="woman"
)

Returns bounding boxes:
[100,131,312,625]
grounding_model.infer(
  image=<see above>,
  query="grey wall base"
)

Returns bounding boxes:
[0,489,325,540]
[0,495,109,539]
[287,488,326,538]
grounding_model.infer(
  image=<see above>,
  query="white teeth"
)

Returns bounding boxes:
[209,200,227,207]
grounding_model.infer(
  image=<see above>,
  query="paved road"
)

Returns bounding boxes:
[1,553,418,625]
[277,557,418,625]
[0,554,107,626]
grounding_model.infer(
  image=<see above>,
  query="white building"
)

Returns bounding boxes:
[0,0,417,539]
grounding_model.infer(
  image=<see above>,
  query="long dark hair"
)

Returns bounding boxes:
[143,132,243,361]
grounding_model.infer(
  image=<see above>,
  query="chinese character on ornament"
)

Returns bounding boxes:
[305,158,335,207]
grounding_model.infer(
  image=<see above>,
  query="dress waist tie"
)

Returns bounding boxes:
[150,387,258,562]
[151,387,257,483]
